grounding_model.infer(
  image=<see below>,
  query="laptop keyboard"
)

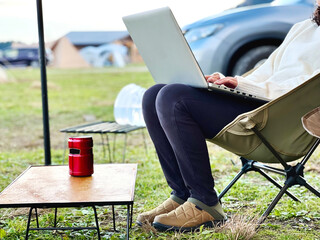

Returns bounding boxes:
[207,82,269,101]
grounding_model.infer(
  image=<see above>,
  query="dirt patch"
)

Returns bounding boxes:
[30,81,61,90]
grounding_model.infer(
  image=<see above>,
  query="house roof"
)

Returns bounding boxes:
[0,42,12,50]
[65,31,129,46]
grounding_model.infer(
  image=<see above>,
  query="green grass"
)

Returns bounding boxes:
[0,66,320,239]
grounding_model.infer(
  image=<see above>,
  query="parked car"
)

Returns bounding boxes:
[182,0,315,76]
[236,0,274,8]
[0,48,51,67]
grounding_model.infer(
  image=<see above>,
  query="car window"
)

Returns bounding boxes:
[26,50,36,58]
[4,49,19,59]
[273,0,300,4]
[236,0,274,7]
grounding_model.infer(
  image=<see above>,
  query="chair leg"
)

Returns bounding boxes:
[218,169,247,200]
[105,134,112,163]
[256,169,300,202]
[300,139,320,166]
[141,129,148,156]
[259,183,290,224]
[219,158,253,200]
[297,176,320,198]
[259,170,320,223]
[219,155,319,225]
[123,134,128,163]
[304,182,320,198]
[100,133,106,159]
[113,134,117,161]
[62,133,68,164]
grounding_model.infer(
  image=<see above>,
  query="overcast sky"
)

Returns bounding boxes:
[0,0,242,44]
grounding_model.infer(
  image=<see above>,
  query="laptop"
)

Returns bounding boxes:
[122,7,270,103]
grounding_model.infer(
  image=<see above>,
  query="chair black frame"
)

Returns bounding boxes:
[218,125,320,224]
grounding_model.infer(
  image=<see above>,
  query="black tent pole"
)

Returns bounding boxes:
[36,0,51,165]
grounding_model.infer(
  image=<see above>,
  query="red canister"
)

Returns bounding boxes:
[68,136,94,177]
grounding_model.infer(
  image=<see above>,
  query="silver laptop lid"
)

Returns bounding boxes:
[122,7,208,89]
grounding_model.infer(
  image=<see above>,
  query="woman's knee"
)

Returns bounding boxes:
[142,84,165,112]
[155,84,192,115]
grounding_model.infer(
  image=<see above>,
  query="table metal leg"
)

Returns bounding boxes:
[25,208,33,240]
[54,208,58,227]
[126,204,130,240]
[35,208,39,228]
[92,206,101,240]
[112,205,117,232]
[23,204,132,239]
[130,204,133,228]
[24,206,104,239]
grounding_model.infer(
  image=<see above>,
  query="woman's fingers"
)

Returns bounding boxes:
[205,74,238,89]
[205,73,221,83]
[214,77,238,89]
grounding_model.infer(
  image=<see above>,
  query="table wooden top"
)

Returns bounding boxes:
[0,164,137,208]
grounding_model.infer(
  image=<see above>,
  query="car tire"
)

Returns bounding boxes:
[232,45,277,76]
[30,60,39,68]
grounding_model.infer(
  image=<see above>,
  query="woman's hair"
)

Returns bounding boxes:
[313,6,320,26]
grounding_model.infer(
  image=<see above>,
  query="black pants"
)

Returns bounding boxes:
[142,84,265,206]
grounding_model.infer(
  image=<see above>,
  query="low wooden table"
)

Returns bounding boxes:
[0,164,137,239]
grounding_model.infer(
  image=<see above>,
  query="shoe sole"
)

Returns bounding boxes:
[153,220,224,232]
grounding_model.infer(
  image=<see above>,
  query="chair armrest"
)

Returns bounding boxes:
[302,106,320,138]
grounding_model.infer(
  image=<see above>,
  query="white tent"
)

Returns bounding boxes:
[50,37,90,69]
[80,43,128,67]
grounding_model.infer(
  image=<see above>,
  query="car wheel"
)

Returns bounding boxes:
[30,60,39,68]
[232,45,277,76]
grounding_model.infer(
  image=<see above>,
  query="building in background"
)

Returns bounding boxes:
[65,31,129,50]
[63,31,142,67]
[0,31,143,68]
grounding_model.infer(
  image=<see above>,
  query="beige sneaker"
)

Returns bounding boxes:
[136,196,183,226]
[153,198,226,232]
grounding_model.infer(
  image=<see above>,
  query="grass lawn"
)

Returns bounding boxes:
[0,66,319,239]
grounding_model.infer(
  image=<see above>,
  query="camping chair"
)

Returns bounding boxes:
[209,72,320,223]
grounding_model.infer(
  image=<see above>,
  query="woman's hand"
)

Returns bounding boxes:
[205,74,238,89]
[205,73,221,83]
